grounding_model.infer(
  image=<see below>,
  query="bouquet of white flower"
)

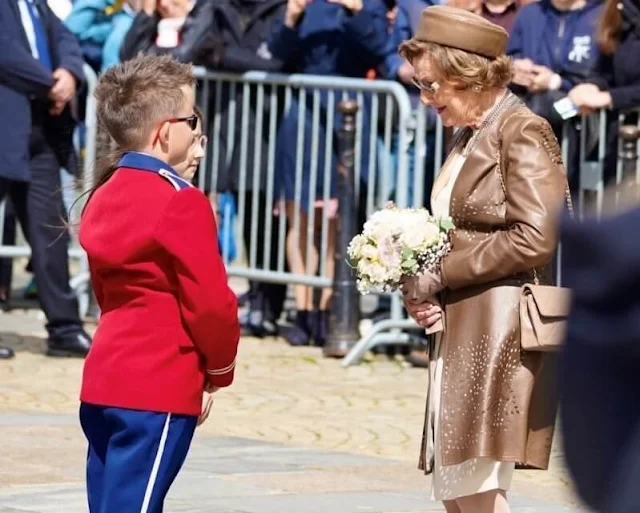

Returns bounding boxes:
[347,202,454,295]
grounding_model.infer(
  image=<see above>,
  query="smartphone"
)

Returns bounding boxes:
[553,97,579,120]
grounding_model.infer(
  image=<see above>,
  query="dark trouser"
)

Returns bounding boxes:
[80,403,197,513]
[234,190,287,323]
[0,200,17,295]
[0,120,81,337]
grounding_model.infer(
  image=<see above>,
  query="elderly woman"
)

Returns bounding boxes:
[399,6,567,513]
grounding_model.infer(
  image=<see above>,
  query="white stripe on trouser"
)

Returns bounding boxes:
[140,413,171,513]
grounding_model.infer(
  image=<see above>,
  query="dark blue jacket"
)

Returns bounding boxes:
[213,0,288,73]
[507,0,603,91]
[267,0,390,206]
[560,206,640,511]
[0,0,84,181]
[268,0,390,77]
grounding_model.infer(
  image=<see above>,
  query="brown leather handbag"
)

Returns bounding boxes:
[520,188,574,352]
[520,280,572,352]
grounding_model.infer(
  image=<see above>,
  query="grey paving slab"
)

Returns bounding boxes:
[0,433,591,513]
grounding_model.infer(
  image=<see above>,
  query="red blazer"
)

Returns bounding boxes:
[78,152,240,416]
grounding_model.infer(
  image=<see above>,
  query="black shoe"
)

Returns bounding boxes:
[241,310,279,338]
[0,346,15,359]
[46,330,92,358]
[237,291,250,308]
[283,310,311,347]
[312,310,328,347]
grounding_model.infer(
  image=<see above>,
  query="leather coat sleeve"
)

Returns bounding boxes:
[441,116,566,290]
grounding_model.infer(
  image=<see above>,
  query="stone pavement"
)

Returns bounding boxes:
[0,305,589,513]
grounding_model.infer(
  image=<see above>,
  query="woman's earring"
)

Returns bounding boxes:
[472,85,482,93]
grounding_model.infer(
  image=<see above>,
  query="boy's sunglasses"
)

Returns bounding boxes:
[153,114,200,145]
[168,114,199,130]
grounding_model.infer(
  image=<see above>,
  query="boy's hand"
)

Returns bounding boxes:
[197,393,214,426]
[205,382,220,394]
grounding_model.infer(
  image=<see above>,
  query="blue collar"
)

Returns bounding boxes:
[118,152,192,191]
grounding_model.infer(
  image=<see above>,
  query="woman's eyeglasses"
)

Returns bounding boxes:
[411,77,440,95]
[194,135,207,149]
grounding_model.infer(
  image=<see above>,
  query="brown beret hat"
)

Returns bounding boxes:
[413,5,509,59]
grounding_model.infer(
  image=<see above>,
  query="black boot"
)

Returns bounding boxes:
[282,310,311,347]
[312,310,328,347]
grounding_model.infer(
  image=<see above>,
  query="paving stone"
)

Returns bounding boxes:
[0,296,586,511]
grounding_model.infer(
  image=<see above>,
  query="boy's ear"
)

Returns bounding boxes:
[156,121,171,148]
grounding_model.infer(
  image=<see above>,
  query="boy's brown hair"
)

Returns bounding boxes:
[95,54,195,149]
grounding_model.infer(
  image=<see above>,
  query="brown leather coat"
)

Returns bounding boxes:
[419,99,567,472]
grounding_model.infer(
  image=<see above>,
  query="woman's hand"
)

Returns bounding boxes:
[404,299,443,329]
[401,271,444,305]
[285,0,308,28]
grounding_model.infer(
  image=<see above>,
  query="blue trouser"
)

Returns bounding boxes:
[80,403,197,513]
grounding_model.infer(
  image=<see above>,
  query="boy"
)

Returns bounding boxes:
[78,54,240,513]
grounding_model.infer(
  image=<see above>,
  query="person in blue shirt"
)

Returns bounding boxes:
[64,0,136,72]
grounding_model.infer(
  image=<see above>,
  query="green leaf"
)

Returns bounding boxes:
[402,258,417,269]
[402,247,414,260]
[439,219,455,231]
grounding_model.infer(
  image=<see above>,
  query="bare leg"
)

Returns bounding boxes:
[285,202,312,311]
[456,489,510,513]
[318,216,337,310]
[443,500,462,513]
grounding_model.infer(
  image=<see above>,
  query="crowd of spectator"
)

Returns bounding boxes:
[0,0,638,364]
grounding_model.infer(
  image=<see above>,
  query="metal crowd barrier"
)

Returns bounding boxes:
[0,63,98,318]
[192,67,425,356]
[2,60,638,364]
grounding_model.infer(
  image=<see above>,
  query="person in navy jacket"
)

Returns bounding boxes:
[507,0,603,191]
[559,200,640,512]
[0,0,92,359]
[78,54,240,513]
[267,0,390,347]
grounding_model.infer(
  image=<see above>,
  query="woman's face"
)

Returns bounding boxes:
[157,0,192,18]
[412,55,487,128]
[411,55,471,127]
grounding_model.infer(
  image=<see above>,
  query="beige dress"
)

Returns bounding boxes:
[427,145,515,502]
